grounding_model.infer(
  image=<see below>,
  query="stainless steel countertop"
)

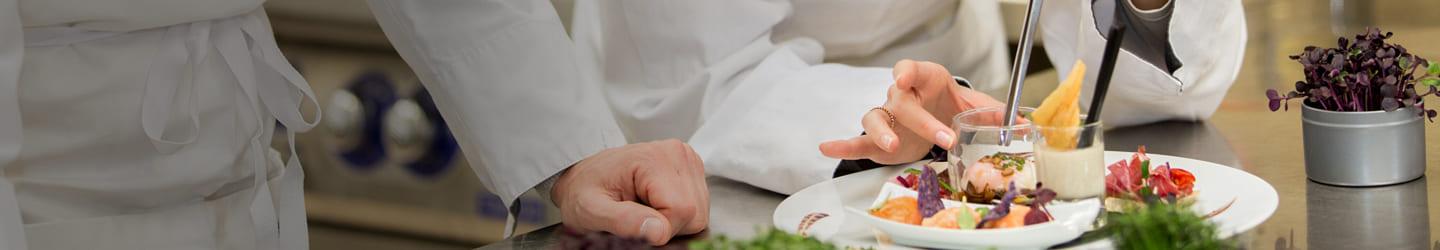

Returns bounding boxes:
[480,0,1440,249]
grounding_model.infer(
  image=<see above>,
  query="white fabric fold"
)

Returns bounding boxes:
[0,0,29,248]
[7,9,318,249]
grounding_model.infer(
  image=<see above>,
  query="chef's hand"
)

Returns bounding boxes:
[551,139,710,246]
[819,59,1005,164]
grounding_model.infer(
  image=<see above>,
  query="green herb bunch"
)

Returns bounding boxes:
[1105,202,1232,250]
[688,228,871,250]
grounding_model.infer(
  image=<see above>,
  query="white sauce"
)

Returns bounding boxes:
[1035,142,1106,200]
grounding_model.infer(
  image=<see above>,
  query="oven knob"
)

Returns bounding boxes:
[383,98,433,164]
[325,90,363,151]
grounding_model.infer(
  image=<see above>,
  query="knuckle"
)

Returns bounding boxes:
[671,203,700,220]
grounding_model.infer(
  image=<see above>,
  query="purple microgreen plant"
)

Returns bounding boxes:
[1267,27,1440,121]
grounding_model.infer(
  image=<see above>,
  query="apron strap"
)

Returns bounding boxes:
[241,12,321,133]
[139,23,209,153]
[231,10,316,250]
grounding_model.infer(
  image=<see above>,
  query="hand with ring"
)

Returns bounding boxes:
[819,59,1006,164]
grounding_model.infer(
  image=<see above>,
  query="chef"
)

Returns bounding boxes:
[368,0,1244,245]
[0,0,319,249]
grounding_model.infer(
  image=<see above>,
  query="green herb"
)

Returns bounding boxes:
[1104,202,1232,250]
[904,168,922,176]
[1423,78,1440,87]
[1139,160,1150,179]
[688,227,871,250]
[975,207,991,221]
[939,178,958,194]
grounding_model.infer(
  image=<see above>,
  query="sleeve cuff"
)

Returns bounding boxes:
[533,168,565,204]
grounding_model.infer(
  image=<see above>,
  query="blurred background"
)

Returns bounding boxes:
[261,0,1440,249]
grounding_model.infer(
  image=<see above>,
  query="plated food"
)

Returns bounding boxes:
[776,151,1277,249]
[896,153,1037,202]
[871,159,1058,231]
[1103,146,1202,211]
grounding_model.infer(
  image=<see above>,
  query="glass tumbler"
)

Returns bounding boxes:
[946,107,1037,201]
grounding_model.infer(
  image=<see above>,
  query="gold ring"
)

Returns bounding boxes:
[870,107,896,129]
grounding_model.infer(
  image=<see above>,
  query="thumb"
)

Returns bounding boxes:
[584,197,675,245]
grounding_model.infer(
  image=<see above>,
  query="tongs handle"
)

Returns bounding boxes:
[999,0,1045,145]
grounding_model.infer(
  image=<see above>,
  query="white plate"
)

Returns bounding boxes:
[844,182,1101,249]
[772,151,1279,249]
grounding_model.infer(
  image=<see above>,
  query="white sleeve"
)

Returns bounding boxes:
[686,38,892,194]
[0,0,29,248]
[366,0,626,208]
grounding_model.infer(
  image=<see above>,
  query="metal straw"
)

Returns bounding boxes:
[1000,0,1045,145]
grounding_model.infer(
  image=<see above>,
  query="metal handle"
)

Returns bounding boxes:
[1000,0,1045,145]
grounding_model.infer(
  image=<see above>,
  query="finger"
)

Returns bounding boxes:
[892,101,957,150]
[949,84,1005,112]
[862,109,899,152]
[635,161,701,239]
[912,61,954,94]
[819,136,884,159]
[578,195,675,246]
[893,59,918,90]
[673,142,710,235]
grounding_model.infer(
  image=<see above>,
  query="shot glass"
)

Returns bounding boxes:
[1034,118,1105,202]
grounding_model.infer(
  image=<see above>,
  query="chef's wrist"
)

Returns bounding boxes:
[537,167,567,206]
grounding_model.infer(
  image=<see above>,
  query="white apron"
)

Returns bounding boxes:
[0,7,318,250]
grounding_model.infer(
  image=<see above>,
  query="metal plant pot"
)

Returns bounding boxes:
[1301,104,1426,186]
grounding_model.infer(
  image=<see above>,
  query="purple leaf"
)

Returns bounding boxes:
[1022,189,1057,225]
[917,166,944,218]
[977,181,1018,228]
[1268,99,1282,111]
[1382,98,1401,111]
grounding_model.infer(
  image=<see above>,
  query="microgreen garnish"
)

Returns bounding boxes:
[1266,27,1439,121]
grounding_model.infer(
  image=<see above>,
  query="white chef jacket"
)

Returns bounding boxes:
[369,0,1243,237]
[0,0,318,249]
[1044,0,1247,127]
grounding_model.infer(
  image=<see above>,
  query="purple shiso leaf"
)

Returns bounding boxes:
[1023,188,1057,225]
[917,166,944,218]
[977,181,1018,228]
